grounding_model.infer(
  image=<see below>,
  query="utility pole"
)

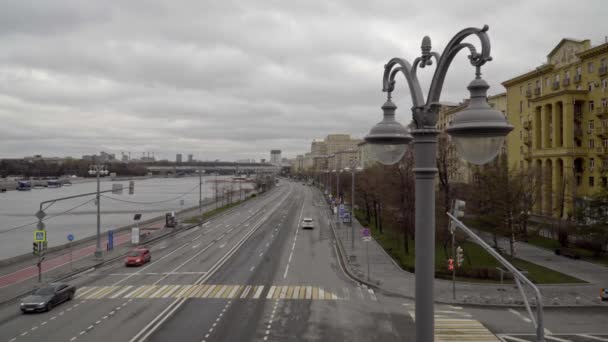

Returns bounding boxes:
[88,160,108,260]
[199,169,205,217]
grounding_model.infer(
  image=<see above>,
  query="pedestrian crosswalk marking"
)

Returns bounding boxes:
[407,306,500,342]
[499,334,608,342]
[74,285,372,301]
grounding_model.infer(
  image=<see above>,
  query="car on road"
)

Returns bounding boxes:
[125,248,151,266]
[301,218,314,229]
[20,282,76,313]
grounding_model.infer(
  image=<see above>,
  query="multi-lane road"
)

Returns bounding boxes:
[0,180,607,342]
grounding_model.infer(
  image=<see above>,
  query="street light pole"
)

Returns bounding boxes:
[89,162,108,260]
[345,162,362,250]
[199,169,205,217]
[364,26,512,342]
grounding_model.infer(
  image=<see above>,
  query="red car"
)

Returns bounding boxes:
[125,248,151,266]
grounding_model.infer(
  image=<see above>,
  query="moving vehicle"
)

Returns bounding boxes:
[17,181,31,191]
[47,180,62,188]
[20,283,76,313]
[301,218,314,229]
[125,248,151,266]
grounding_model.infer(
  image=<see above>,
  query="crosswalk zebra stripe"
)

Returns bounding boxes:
[253,286,264,299]
[201,285,217,298]
[149,285,169,298]
[75,287,97,298]
[266,286,276,299]
[109,285,133,299]
[240,286,252,298]
[318,288,325,300]
[162,285,180,298]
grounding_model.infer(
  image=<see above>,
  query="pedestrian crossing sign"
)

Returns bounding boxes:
[34,230,46,242]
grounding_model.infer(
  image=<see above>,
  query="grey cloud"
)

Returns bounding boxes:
[0,0,606,161]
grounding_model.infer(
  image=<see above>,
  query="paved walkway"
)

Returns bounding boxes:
[330,207,607,307]
[476,231,608,285]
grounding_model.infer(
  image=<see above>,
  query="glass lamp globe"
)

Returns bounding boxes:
[446,77,513,165]
[364,99,412,165]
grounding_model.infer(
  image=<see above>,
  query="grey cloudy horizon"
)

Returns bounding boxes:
[0,0,606,162]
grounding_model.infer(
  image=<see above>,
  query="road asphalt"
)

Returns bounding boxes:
[0,181,606,342]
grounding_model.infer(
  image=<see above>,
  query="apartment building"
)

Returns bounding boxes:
[502,38,608,218]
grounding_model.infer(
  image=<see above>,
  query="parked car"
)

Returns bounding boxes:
[125,248,151,266]
[21,283,76,313]
[301,218,314,229]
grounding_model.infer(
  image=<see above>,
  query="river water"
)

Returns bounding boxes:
[0,176,252,260]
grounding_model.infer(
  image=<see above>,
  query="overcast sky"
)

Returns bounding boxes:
[0,0,605,161]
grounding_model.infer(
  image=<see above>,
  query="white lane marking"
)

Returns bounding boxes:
[282,264,290,279]
[288,251,293,263]
[240,286,252,298]
[70,337,77,341]
[500,336,531,342]
[219,244,226,249]
[578,335,608,341]
[259,252,263,257]
[368,289,377,301]
[250,266,255,271]
[319,288,325,299]
[545,336,574,342]
[508,309,532,323]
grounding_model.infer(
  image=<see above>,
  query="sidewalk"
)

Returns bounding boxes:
[331,213,607,307]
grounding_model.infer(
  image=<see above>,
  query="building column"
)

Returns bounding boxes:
[543,159,553,215]
[552,158,562,218]
[553,102,563,148]
[534,106,542,149]
[562,158,574,219]
[563,100,574,149]
[534,159,543,214]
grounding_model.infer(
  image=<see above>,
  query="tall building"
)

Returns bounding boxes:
[176,154,183,163]
[188,154,193,162]
[270,150,281,165]
[502,38,608,218]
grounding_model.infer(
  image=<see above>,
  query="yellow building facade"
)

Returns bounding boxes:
[503,39,608,218]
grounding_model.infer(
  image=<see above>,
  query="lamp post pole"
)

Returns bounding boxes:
[364,26,512,342]
[345,162,362,250]
[89,162,108,260]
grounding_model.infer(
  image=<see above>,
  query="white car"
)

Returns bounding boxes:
[301,218,314,229]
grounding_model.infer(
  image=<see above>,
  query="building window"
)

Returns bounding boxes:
[545,77,550,88]
[603,177,608,188]
[589,120,595,130]
[603,98,608,108]
[604,139,608,147]
[588,62,594,73]
[589,176,595,187]
[589,101,595,112]
[555,74,560,82]
[604,119,608,128]
[603,79,608,89]
[589,83,594,91]
[590,138,595,148]
[590,158,595,170]
[520,116,524,124]
[519,100,523,113]
[577,65,582,75]
[604,159,608,169]
[565,70,570,79]
[576,175,582,186]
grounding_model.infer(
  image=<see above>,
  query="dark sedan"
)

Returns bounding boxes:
[20,283,76,313]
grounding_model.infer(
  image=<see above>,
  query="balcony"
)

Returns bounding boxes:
[595,126,608,137]
[597,106,608,119]
[574,74,582,83]
[551,81,560,90]
[596,147,608,156]
[523,135,532,145]
[525,89,532,97]
[600,65,608,76]
[523,120,531,130]
[534,87,541,95]
[562,78,570,87]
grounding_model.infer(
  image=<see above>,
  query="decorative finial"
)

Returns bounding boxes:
[421,36,431,56]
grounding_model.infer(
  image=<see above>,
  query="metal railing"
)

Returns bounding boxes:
[446,212,545,342]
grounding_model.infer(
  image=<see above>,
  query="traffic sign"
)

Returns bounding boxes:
[34,230,46,242]
[36,221,45,230]
[67,233,74,242]
[361,227,371,242]
[35,210,46,220]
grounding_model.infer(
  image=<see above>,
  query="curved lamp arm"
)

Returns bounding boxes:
[382,25,492,129]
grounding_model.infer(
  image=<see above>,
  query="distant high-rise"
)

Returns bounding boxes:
[188,154,193,162]
[176,154,183,163]
[270,150,281,165]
